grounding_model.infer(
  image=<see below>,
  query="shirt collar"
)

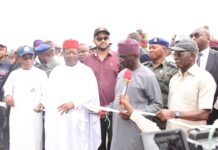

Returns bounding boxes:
[94,49,113,57]
[200,47,210,56]
[178,63,199,77]
[150,60,166,68]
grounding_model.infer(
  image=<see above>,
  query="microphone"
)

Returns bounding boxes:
[123,69,132,95]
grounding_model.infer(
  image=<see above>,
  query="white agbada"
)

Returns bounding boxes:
[45,62,101,150]
[3,67,48,150]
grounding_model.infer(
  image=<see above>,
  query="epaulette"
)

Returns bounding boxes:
[142,61,152,66]
[166,61,177,69]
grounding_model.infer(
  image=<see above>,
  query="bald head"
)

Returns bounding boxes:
[128,32,141,42]
[79,43,89,63]
[192,27,211,38]
[190,27,211,51]
[79,43,89,48]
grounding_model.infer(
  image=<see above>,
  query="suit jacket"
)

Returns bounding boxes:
[206,49,218,99]
[206,49,218,124]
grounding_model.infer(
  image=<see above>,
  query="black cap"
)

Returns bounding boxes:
[94,27,110,37]
[0,43,7,48]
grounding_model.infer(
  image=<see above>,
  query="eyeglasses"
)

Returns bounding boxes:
[95,36,109,42]
[190,33,201,38]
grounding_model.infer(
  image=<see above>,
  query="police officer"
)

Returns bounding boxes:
[144,37,178,129]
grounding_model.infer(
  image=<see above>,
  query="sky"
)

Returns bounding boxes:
[1,0,218,50]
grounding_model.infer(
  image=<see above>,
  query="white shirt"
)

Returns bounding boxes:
[167,64,216,131]
[4,67,48,150]
[197,47,209,69]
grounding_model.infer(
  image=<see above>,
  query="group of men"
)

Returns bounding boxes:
[1,39,101,150]
[0,26,218,150]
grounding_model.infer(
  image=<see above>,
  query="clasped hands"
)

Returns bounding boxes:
[36,101,75,115]
[5,95,44,113]
[5,95,75,115]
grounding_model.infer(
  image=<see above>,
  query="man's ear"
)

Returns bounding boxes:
[162,46,168,55]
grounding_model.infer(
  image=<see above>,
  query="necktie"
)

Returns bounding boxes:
[196,53,202,66]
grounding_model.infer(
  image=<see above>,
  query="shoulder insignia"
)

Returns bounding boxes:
[142,61,152,66]
[166,61,177,69]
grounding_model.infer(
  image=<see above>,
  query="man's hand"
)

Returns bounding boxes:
[34,103,44,113]
[119,95,134,115]
[156,109,175,121]
[118,95,134,120]
[119,111,131,120]
[98,110,107,119]
[5,95,15,107]
[57,102,75,115]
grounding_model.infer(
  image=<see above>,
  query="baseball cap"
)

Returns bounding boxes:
[18,46,35,56]
[94,27,110,37]
[169,39,199,52]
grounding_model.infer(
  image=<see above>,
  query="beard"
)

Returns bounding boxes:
[46,57,56,67]
[97,45,110,51]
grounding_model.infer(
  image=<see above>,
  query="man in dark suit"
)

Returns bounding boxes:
[190,27,218,124]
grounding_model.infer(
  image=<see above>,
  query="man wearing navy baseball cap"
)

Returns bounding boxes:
[17,45,35,70]
[4,45,48,150]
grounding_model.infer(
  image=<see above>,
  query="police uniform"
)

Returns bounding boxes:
[144,61,178,107]
[144,37,178,129]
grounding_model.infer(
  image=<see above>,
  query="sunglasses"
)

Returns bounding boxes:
[190,33,201,38]
[55,48,61,51]
[96,36,109,42]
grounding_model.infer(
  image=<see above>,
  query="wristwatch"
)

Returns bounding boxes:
[174,111,181,118]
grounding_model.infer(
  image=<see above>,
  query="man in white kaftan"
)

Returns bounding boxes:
[45,39,101,150]
[3,46,48,150]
